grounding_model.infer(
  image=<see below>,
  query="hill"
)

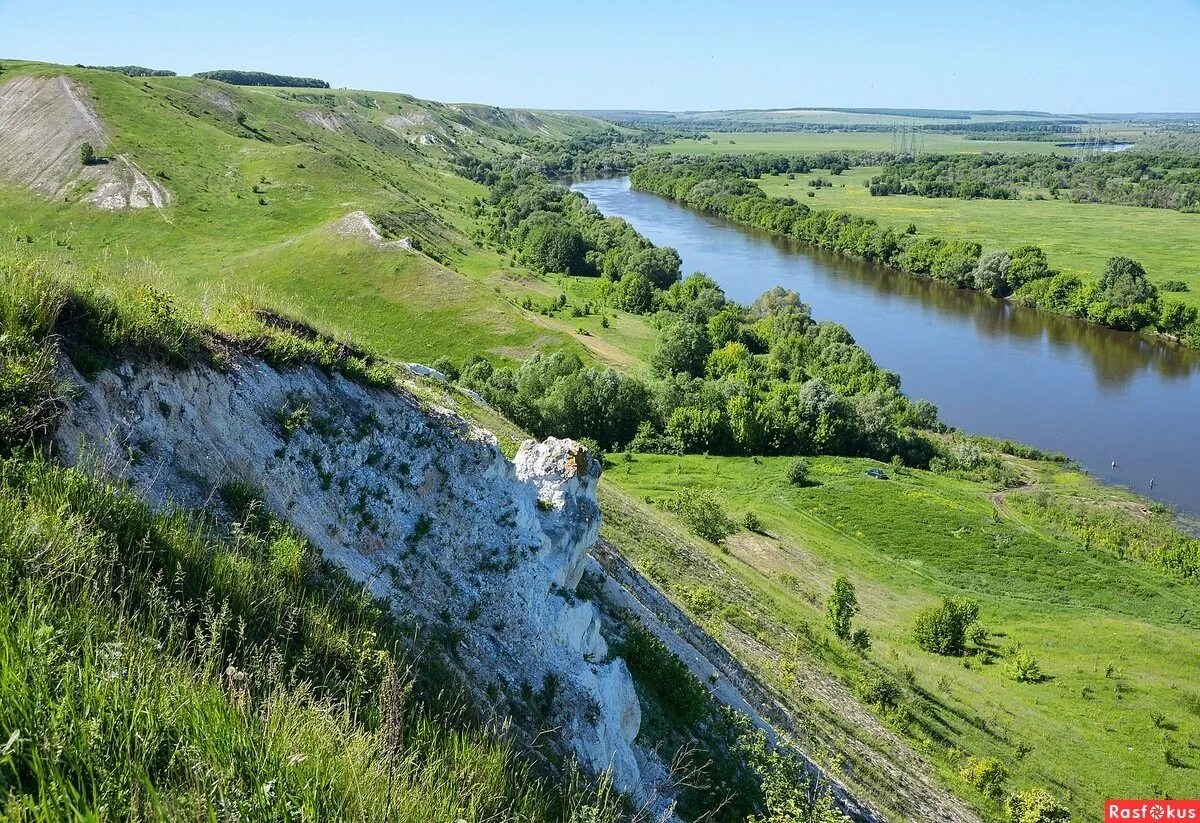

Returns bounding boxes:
[2,58,1197,823]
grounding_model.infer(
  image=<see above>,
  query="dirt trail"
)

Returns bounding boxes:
[0,74,169,209]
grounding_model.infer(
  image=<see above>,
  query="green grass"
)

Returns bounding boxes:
[601,452,1200,821]
[0,454,622,820]
[757,167,1200,303]
[0,60,631,367]
[657,131,1087,156]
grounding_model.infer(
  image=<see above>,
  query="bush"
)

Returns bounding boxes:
[659,487,736,544]
[1160,279,1190,293]
[786,457,812,486]
[430,355,459,381]
[1006,788,1071,823]
[1005,646,1045,683]
[856,674,900,709]
[742,511,764,533]
[959,757,1007,799]
[912,597,980,656]
[80,142,96,166]
[849,627,872,653]
[826,574,858,640]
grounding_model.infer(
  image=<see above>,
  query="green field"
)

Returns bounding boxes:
[603,452,1200,821]
[756,167,1200,303]
[658,131,1100,155]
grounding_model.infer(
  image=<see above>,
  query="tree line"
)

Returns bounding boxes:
[194,70,330,88]
[866,151,1200,212]
[630,158,1200,345]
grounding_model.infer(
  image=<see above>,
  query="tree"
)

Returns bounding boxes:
[826,574,858,640]
[1006,245,1052,289]
[786,457,811,486]
[1089,256,1161,331]
[912,597,980,656]
[521,219,587,275]
[1005,789,1070,823]
[972,250,1013,296]
[849,627,872,653]
[650,320,710,377]
[79,142,96,166]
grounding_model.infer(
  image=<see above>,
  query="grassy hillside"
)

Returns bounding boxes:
[602,452,1200,821]
[0,59,629,366]
[756,168,1200,304]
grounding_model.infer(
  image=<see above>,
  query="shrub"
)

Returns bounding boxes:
[1005,646,1045,683]
[659,487,736,544]
[959,757,1008,799]
[826,574,858,640]
[1005,788,1071,823]
[80,142,96,166]
[856,674,900,709]
[849,627,872,653]
[786,457,812,486]
[912,597,980,656]
[430,355,459,381]
[1160,279,1190,292]
[742,511,764,533]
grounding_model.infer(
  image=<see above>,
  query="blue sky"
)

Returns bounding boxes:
[1,0,1197,112]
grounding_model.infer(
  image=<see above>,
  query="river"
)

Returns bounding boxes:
[571,177,1200,516]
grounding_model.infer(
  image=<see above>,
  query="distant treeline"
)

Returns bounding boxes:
[630,157,1200,345]
[867,151,1200,211]
[84,65,176,77]
[921,121,1086,135]
[194,70,330,88]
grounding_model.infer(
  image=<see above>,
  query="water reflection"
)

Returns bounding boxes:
[572,177,1200,514]
[752,229,1200,386]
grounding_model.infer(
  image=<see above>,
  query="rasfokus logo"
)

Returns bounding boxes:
[1106,800,1200,821]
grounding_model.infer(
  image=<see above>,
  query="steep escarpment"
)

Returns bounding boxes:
[53,355,643,793]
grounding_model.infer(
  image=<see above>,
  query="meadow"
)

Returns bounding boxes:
[602,452,1200,822]
[755,167,1200,304]
[657,131,1090,155]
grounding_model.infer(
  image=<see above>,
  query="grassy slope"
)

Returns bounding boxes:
[602,453,1199,821]
[755,167,1200,305]
[0,60,643,365]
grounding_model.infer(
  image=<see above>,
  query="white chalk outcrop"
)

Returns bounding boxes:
[0,74,169,209]
[53,355,642,792]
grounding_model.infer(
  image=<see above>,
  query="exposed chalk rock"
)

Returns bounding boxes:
[53,354,643,793]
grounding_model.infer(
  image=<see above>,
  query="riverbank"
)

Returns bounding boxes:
[571,176,1200,517]
[629,159,1200,349]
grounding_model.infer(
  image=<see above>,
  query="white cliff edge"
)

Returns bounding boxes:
[53,354,643,793]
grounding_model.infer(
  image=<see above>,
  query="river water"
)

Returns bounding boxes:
[571,177,1200,516]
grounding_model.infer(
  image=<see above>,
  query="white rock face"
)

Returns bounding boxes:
[53,355,642,792]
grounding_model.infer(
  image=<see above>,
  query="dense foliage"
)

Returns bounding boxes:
[460,275,941,465]
[85,65,177,77]
[630,157,1200,344]
[866,151,1200,211]
[195,70,330,88]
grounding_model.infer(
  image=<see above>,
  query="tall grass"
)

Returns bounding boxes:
[0,455,624,820]
[0,250,624,818]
